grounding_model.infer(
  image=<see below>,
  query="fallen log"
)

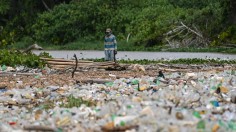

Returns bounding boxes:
[40,57,74,62]
[45,61,74,65]
[49,65,73,68]
[24,125,56,132]
[77,79,113,84]
[101,124,139,132]
[41,57,93,63]
[0,72,41,76]
[46,61,93,66]
[92,61,116,65]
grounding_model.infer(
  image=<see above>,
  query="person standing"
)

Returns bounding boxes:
[104,28,117,61]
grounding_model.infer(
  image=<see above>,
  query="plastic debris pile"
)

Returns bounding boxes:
[0,65,236,132]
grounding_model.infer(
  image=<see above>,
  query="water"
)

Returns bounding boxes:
[33,50,236,60]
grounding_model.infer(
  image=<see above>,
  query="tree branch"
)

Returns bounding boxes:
[180,22,203,38]
[41,0,52,11]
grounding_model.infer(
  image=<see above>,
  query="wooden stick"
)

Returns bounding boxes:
[101,125,139,132]
[46,61,75,65]
[0,72,40,76]
[40,57,74,62]
[40,57,93,63]
[77,79,113,84]
[72,54,78,78]
[24,125,56,131]
[49,65,73,68]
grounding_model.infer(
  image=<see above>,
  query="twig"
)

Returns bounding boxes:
[180,22,203,38]
[41,0,52,11]
[127,33,131,42]
[72,54,78,78]
[77,79,113,84]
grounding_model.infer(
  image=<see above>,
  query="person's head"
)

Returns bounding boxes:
[105,28,112,36]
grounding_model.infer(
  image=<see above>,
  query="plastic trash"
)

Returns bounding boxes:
[1,65,7,71]
[212,124,220,132]
[228,120,236,130]
[193,111,201,119]
[231,94,236,104]
[113,116,137,127]
[197,120,205,129]
[105,82,114,87]
[0,87,7,93]
[175,112,184,120]
[210,101,220,107]
[131,79,139,85]
[158,71,165,78]
[219,86,229,93]
[0,66,235,131]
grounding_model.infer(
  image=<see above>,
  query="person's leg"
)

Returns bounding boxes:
[108,50,112,61]
[110,50,114,61]
[104,50,109,61]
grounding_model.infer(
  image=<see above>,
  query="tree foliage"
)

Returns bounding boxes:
[0,0,73,48]
[0,0,235,48]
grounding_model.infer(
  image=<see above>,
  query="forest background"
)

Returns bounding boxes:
[0,0,236,53]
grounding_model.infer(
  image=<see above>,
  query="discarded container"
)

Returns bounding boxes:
[228,120,236,130]
[212,124,220,132]
[193,111,201,119]
[197,120,205,130]
[113,116,137,127]
[1,65,7,71]
[0,66,235,131]
[210,101,220,107]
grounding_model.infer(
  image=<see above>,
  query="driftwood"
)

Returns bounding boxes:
[48,65,73,68]
[101,125,139,132]
[23,44,43,53]
[46,61,75,65]
[40,57,75,62]
[157,64,189,69]
[72,54,78,78]
[40,57,93,63]
[77,79,113,84]
[0,72,41,76]
[40,57,125,71]
[24,125,56,132]
[164,22,209,48]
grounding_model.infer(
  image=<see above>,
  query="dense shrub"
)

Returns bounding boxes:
[0,0,234,48]
[31,0,228,46]
[0,50,50,68]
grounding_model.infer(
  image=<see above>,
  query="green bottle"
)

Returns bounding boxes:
[228,120,236,130]
[193,111,201,119]
[197,120,205,130]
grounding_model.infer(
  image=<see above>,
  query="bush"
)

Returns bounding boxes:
[0,49,49,68]
[31,0,229,47]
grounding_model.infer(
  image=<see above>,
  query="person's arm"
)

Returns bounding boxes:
[113,36,117,53]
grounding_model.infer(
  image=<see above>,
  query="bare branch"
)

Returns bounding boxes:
[165,26,184,35]
[41,0,52,11]
[180,22,203,38]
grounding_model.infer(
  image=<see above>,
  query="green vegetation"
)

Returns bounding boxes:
[60,95,95,108]
[0,49,50,68]
[0,49,235,68]
[11,39,236,53]
[164,47,236,53]
[90,58,236,65]
[0,0,236,51]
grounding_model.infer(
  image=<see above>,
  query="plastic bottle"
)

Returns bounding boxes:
[113,116,137,127]
[197,120,205,130]
[228,120,236,130]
